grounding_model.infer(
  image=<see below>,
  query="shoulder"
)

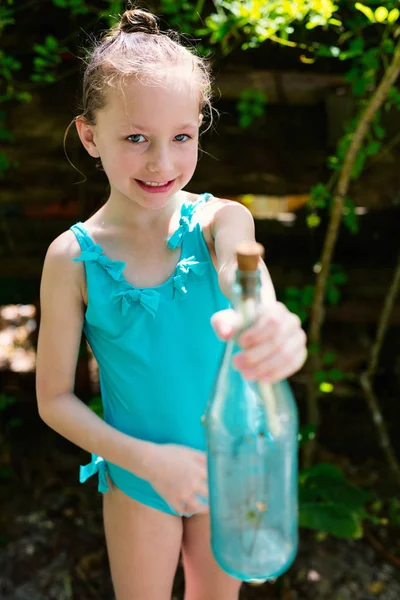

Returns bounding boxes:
[41,229,86,300]
[202,196,254,239]
[190,192,253,227]
[45,229,83,262]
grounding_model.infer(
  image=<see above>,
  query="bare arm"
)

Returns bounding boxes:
[36,231,158,480]
[211,200,277,305]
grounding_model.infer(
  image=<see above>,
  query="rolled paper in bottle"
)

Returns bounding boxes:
[236,241,281,438]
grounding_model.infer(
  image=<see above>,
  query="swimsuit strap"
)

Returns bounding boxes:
[167,192,213,250]
[70,222,94,251]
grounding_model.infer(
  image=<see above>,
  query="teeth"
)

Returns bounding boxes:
[142,181,169,187]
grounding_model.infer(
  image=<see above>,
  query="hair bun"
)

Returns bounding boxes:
[119,9,160,35]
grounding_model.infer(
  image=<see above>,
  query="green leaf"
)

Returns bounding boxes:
[320,382,334,393]
[355,3,375,22]
[375,7,388,23]
[306,213,321,228]
[328,368,344,381]
[300,462,345,484]
[33,44,50,58]
[284,287,300,298]
[34,57,51,68]
[351,151,366,179]
[388,8,400,23]
[366,141,382,156]
[45,36,59,50]
[314,370,329,383]
[301,285,315,307]
[322,351,337,366]
[299,502,363,539]
[326,284,340,305]
[373,123,386,139]
[330,272,347,285]
[299,463,372,510]
[88,395,104,418]
[382,38,395,54]
[343,208,359,234]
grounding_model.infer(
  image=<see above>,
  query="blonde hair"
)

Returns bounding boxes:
[79,8,213,127]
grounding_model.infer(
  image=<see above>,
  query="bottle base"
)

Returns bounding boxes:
[211,528,297,582]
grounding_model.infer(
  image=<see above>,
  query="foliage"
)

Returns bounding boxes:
[236,89,268,128]
[202,0,339,53]
[88,395,103,418]
[282,262,348,325]
[32,36,68,83]
[298,462,376,539]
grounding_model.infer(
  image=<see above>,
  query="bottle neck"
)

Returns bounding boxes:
[232,269,262,331]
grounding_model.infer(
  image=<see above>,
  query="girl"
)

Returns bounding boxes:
[36,8,307,600]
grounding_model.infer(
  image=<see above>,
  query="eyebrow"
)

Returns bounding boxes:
[121,122,198,131]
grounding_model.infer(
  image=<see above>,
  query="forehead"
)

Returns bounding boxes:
[99,76,201,129]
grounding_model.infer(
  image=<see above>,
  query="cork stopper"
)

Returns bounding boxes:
[236,241,265,272]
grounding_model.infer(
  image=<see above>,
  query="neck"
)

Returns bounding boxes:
[98,188,188,230]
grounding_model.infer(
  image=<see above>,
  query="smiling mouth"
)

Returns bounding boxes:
[139,180,171,187]
[134,178,176,192]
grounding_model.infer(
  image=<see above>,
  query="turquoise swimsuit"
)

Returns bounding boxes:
[70,193,230,516]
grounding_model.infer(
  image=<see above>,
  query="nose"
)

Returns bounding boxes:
[147,143,172,175]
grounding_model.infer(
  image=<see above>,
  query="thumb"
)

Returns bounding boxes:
[211,308,241,341]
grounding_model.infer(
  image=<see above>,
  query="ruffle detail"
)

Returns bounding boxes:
[112,286,160,318]
[79,454,109,493]
[167,203,199,249]
[173,256,208,296]
[73,244,125,282]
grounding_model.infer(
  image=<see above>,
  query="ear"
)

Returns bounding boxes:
[198,113,204,127]
[75,116,100,159]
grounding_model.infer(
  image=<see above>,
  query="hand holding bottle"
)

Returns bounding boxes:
[211,300,307,384]
[147,443,209,515]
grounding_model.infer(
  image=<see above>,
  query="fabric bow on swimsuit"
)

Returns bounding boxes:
[167,202,199,249]
[80,455,109,493]
[74,244,126,281]
[173,256,208,296]
[112,287,160,317]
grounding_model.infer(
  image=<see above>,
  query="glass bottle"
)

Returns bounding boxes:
[204,241,299,582]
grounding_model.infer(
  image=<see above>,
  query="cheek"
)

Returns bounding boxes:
[180,145,198,171]
[106,146,138,172]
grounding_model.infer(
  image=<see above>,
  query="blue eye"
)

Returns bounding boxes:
[127,134,146,143]
[174,134,190,142]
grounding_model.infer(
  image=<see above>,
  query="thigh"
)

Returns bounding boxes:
[181,512,242,600]
[103,482,183,600]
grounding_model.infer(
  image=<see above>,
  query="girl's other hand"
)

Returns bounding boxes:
[211,301,307,384]
[146,443,209,515]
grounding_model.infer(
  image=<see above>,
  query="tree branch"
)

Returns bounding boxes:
[360,252,400,483]
[303,40,400,467]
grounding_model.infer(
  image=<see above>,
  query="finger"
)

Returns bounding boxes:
[235,313,302,369]
[239,305,300,349]
[195,451,207,465]
[249,336,307,383]
[261,342,308,382]
[211,309,242,341]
